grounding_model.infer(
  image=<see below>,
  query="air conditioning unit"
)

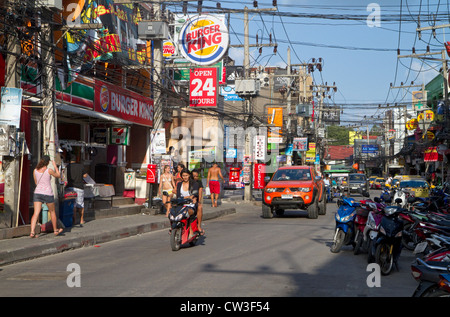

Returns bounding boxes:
[235,79,260,96]
[41,0,62,10]
[138,21,169,40]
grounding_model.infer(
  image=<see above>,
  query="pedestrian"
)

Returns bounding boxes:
[191,169,205,235]
[174,163,185,191]
[66,153,88,226]
[207,162,224,207]
[30,155,63,238]
[159,165,176,216]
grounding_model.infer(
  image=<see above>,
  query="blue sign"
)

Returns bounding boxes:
[361,145,378,153]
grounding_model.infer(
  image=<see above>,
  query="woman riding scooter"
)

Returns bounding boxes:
[175,169,200,238]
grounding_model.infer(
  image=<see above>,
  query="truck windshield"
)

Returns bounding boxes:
[272,169,312,181]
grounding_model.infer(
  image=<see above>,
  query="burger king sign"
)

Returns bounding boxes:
[178,14,229,66]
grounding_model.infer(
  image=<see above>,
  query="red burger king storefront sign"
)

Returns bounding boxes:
[94,80,154,127]
[178,14,229,66]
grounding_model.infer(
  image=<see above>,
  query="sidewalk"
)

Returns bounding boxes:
[0,200,239,267]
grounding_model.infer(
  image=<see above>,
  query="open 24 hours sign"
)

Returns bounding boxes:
[189,68,217,107]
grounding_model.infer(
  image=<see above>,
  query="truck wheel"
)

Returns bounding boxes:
[262,204,273,219]
[319,188,327,215]
[307,198,318,219]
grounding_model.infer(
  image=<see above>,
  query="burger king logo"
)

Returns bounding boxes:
[178,14,229,65]
[163,41,176,58]
[99,85,109,112]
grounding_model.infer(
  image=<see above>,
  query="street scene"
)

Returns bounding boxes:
[0,0,449,301]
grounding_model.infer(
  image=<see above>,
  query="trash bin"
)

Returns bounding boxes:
[59,190,77,228]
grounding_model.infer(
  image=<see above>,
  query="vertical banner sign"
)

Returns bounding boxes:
[189,68,217,107]
[254,135,266,161]
[146,164,157,183]
[254,163,265,189]
[0,87,23,128]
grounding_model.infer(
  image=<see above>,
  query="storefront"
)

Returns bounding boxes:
[54,76,154,198]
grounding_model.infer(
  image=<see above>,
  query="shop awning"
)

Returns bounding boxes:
[56,103,134,125]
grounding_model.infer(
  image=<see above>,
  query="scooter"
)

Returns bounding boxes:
[168,194,200,251]
[331,197,359,253]
[365,200,385,263]
[353,200,373,255]
[372,205,405,275]
[411,258,450,297]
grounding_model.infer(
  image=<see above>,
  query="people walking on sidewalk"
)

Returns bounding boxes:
[66,154,88,226]
[207,162,224,208]
[30,155,63,238]
[159,165,176,216]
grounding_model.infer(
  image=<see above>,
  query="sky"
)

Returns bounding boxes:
[197,0,448,126]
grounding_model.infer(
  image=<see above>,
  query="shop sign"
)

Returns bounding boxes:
[109,126,130,145]
[163,41,176,58]
[178,14,229,65]
[424,147,443,162]
[189,68,217,107]
[95,80,154,127]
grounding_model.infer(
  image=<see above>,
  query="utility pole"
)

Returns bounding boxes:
[3,1,21,228]
[239,5,277,201]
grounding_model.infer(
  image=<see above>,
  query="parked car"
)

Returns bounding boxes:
[368,176,378,188]
[347,173,370,196]
[262,166,325,219]
[398,177,430,198]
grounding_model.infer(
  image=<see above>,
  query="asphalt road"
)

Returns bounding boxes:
[0,190,419,298]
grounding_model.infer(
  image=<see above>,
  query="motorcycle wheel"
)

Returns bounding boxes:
[170,228,182,251]
[375,242,394,275]
[331,229,345,253]
[354,232,363,255]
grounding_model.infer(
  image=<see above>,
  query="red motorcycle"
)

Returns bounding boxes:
[353,200,373,255]
[168,196,200,251]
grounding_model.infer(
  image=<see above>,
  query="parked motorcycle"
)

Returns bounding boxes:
[372,205,405,275]
[353,200,375,255]
[411,258,450,297]
[168,193,200,251]
[331,197,359,253]
[366,200,385,263]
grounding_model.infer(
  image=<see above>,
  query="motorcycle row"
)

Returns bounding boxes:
[330,184,450,297]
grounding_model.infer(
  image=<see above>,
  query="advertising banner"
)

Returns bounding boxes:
[94,79,154,127]
[254,163,265,189]
[146,164,157,183]
[189,68,217,107]
[0,87,22,128]
[293,137,308,151]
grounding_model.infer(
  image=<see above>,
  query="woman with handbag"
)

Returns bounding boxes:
[29,155,63,238]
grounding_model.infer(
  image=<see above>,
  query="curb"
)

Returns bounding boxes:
[0,207,236,267]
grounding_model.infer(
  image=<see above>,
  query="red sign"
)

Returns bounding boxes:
[146,164,157,183]
[94,79,154,127]
[189,68,217,107]
[254,164,265,189]
[424,147,443,162]
[229,167,240,182]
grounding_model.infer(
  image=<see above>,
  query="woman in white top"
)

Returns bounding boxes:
[159,165,176,216]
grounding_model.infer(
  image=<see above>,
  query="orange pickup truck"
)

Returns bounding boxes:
[262,166,326,219]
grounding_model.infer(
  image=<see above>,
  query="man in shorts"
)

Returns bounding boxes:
[207,162,224,207]
[191,169,205,235]
[66,154,88,226]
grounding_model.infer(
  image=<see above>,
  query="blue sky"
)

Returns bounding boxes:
[210,0,447,125]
